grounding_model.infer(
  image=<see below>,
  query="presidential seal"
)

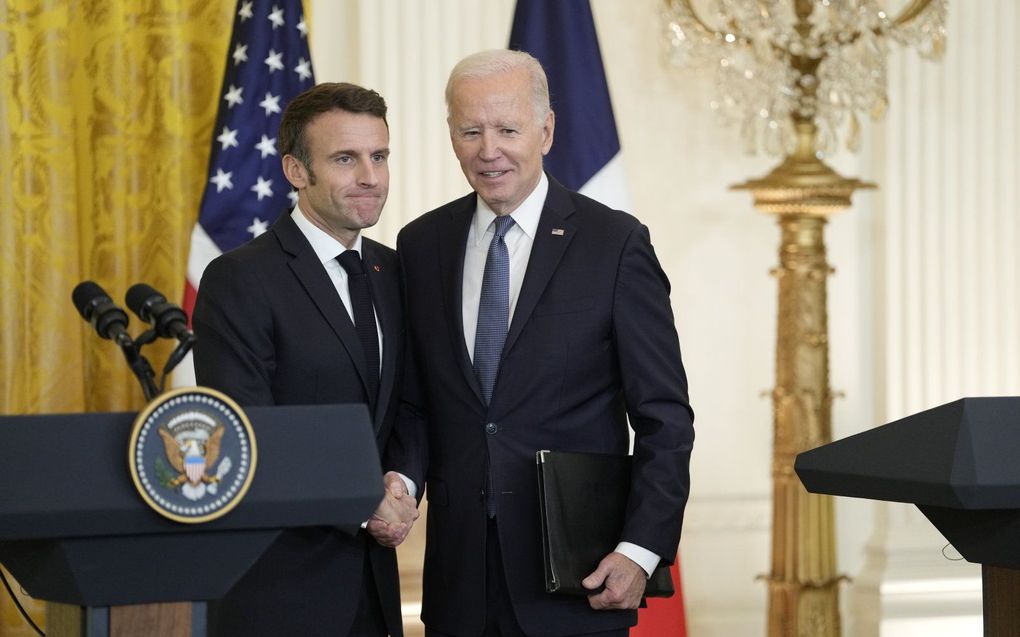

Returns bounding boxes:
[129,387,257,523]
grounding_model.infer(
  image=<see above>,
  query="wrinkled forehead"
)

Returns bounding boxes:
[448,73,537,123]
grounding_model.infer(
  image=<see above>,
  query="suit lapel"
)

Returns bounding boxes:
[440,195,486,404]
[363,239,397,430]
[504,178,576,355]
[274,215,373,402]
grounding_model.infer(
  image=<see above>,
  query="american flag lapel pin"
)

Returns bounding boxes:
[551,228,565,236]
[373,264,381,272]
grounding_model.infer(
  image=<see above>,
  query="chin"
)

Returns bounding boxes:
[475,188,509,206]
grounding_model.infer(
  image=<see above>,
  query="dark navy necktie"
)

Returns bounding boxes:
[473,215,515,405]
[338,250,379,409]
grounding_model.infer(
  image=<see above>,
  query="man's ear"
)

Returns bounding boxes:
[541,109,555,155]
[282,154,307,189]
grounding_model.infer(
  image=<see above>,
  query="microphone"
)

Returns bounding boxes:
[71,281,132,346]
[125,283,192,342]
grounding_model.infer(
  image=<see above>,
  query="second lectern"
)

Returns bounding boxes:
[795,396,1020,637]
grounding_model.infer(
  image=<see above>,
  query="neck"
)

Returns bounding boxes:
[298,204,359,249]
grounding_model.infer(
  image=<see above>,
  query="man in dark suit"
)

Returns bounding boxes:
[193,82,416,637]
[388,50,695,637]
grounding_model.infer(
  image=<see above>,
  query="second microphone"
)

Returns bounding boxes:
[125,283,193,343]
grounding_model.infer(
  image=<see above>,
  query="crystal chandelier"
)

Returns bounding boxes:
[663,0,946,156]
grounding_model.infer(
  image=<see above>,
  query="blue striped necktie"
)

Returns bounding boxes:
[473,215,515,405]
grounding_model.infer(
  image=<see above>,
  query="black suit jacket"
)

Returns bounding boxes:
[193,212,405,637]
[389,178,694,637]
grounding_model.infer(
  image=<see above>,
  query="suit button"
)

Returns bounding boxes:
[485,422,498,435]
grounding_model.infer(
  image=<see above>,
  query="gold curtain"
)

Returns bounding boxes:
[0,1,232,633]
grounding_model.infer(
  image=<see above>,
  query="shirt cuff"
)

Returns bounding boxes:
[397,472,418,499]
[615,542,660,578]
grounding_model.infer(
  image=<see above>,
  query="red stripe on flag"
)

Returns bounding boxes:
[633,560,687,637]
[182,280,198,326]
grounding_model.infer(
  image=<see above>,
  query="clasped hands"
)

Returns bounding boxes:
[366,471,419,548]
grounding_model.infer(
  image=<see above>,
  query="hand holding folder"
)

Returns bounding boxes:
[536,450,675,598]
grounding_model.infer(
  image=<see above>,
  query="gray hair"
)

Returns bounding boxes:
[445,49,551,124]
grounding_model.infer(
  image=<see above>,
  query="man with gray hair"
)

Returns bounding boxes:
[389,49,694,637]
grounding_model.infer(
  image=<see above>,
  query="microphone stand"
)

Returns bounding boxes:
[160,332,197,393]
[117,330,160,402]
[126,328,196,396]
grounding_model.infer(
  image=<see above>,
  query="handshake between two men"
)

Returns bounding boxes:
[366,471,419,548]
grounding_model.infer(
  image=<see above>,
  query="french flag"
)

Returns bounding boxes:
[177,0,314,385]
[509,2,688,636]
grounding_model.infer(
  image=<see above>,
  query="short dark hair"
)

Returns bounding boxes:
[278,82,388,171]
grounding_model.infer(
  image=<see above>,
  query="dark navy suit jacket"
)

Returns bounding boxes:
[389,177,694,637]
[193,212,405,637]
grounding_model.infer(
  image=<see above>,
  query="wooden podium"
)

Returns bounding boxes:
[796,397,1020,637]
[0,404,382,637]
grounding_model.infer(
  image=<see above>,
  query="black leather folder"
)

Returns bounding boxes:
[536,450,674,597]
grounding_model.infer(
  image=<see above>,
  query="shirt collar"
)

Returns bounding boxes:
[472,172,548,243]
[290,204,363,263]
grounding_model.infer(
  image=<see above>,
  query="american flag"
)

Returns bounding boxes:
[178,0,314,384]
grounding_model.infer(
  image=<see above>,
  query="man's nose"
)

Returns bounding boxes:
[357,161,379,186]
[478,131,501,161]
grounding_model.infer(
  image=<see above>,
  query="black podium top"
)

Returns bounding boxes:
[0,404,382,539]
[796,396,1020,509]
[796,396,1020,569]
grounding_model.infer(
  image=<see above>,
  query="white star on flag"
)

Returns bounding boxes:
[268,5,285,29]
[216,126,239,150]
[294,57,311,81]
[224,85,243,108]
[287,190,299,207]
[238,1,253,21]
[264,49,284,73]
[259,92,281,116]
[251,177,273,201]
[247,217,269,237]
[210,168,234,192]
[232,44,248,65]
[255,135,277,158]
[297,17,307,37]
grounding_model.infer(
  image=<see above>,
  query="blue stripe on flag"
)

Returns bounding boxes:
[509,0,621,192]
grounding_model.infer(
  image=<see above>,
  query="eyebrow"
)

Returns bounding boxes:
[327,147,390,159]
[455,120,522,132]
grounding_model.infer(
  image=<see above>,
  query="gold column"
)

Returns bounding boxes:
[734,121,871,637]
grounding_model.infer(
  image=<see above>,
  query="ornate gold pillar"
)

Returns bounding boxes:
[734,121,871,637]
